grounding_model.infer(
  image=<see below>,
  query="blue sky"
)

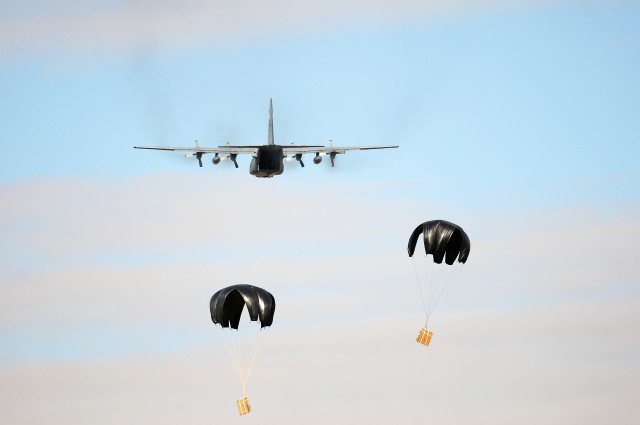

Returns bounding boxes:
[1,1,638,207]
[1,1,639,424]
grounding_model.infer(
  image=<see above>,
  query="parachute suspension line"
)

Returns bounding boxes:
[411,258,428,317]
[425,263,439,317]
[242,327,265,395]
[419,259,437,322]
[230,337,252,396]
[226,343,240,387]
[242,348,260,395]
[427,265,458,317]
[426,261,437,318]
[228,338,245,391]
[227,327,265,396]
[429,263,446,314]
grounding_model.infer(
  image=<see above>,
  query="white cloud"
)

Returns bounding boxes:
[1,174,639,424]
[0,0,593,57]
[1,298,639,424]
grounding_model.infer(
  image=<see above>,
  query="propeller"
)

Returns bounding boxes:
[328,139,336,167]
[196,152,203,167]
[185,140,204,167]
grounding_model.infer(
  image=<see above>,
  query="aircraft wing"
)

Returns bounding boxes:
[282,145,398,154]
[133,146,259,155]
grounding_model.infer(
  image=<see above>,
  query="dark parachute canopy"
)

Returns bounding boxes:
[210,284,276,329]
[407,220,470,265]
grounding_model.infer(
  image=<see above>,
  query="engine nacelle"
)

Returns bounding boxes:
[212,154,221,165]
[313,153,322,164]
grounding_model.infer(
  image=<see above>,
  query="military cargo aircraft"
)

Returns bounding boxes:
[134,99,398,178]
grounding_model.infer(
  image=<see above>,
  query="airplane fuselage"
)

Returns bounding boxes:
[250,145,284,178]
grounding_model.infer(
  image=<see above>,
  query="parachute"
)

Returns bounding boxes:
[210,284,276,329]
[407,220,470,265]
[408,220,470,346]
[210,284,276,415]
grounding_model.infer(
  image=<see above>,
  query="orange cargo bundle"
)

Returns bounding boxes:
[416,328,433,346]
[237,396,251,416]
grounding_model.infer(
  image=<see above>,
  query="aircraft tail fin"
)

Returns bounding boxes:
[268,98,274,145]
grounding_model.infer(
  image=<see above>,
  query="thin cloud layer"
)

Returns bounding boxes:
[1,300,638,424]
[0,0,587,57]
[1,175,638,423]
[1,174,638,331]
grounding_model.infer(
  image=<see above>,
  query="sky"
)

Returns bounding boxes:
[1,0,639,424]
